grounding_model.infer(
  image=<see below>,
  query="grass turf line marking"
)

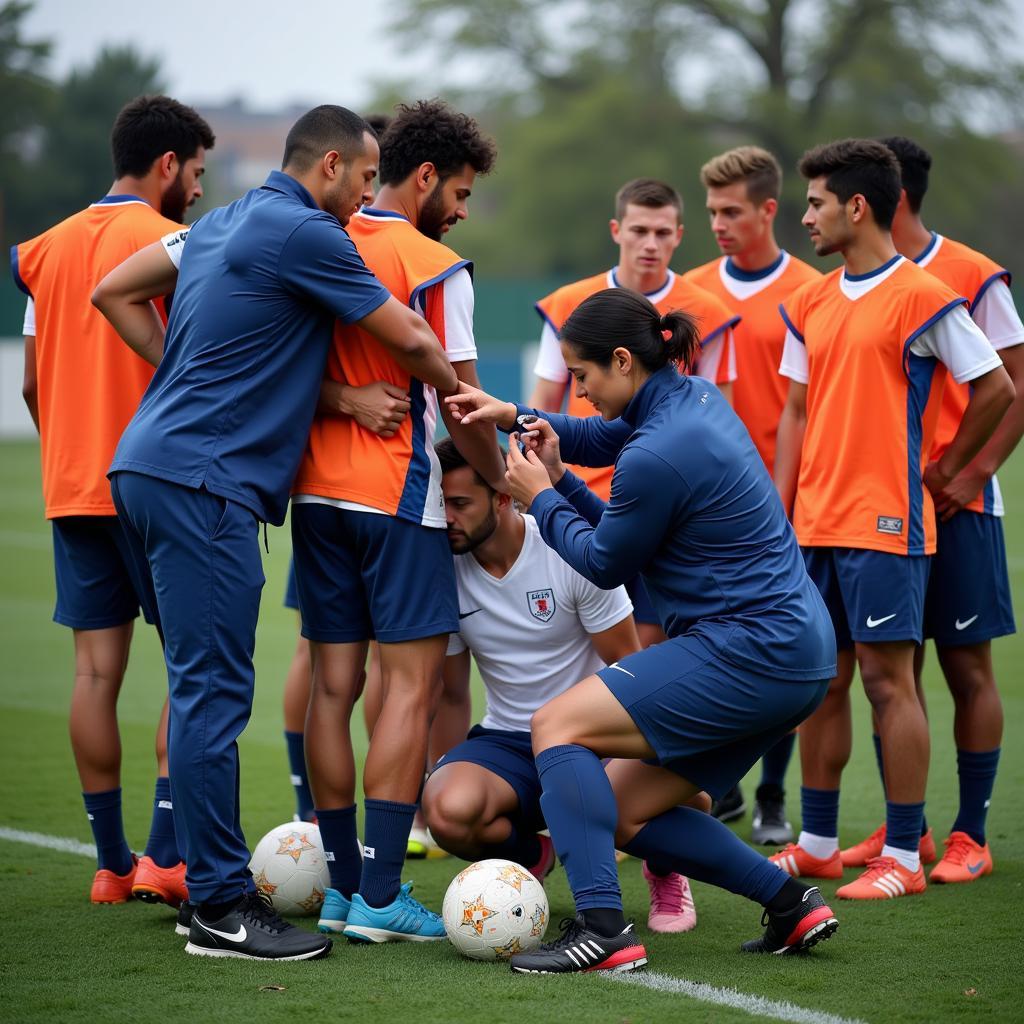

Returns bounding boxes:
[608,971,868,1024]
[0,827,96,858]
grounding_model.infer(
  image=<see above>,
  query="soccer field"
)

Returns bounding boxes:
[1,438,1020,1024]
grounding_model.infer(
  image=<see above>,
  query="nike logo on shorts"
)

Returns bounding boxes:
[955,615,979,631]
[197,921,247,942]
[865,613,897,628]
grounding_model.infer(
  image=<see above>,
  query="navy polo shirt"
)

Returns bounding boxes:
[110,171,390,525]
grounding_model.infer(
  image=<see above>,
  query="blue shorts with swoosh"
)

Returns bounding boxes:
[923,510,1015,646]
[802,547,931,649]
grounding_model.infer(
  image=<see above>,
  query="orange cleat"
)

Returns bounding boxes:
[132,855,188,907]
[929,832,992,884]
[91,856,137,904]
[836,856,925,900]
[840,824,936,867]
[769,843,843,880]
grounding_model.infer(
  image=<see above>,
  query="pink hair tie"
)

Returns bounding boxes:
[661,328,672,342]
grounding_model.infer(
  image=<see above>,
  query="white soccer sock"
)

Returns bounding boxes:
[881,843,920,872]
[797,831,838,859]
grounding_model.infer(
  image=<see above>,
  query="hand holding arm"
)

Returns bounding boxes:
[319,378,411,437]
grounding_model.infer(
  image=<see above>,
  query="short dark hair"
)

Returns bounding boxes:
[797,138,902,230]
[111,95,215,178]
[561,288,700,375]
[879,135,932,214]
[435,436,505,489]
[363,113,392,137]
[378,99,496,186]
[615,178,682,221]
[282,105,371,172]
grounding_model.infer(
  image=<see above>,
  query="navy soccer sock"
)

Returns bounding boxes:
[800,786,839,838]
[623,806,788,906]
[875,734,928,835]
[284,731,315,822]
[142,776,181,867]
[83,788,134,876]
[536,744,622,913]
[951,748,1000,846]
[316,804,361,898]
[359,798,415,908]
[885,800,925,854]
[759,731,796,790]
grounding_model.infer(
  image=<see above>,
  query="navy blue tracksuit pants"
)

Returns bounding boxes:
[111,470,263,904]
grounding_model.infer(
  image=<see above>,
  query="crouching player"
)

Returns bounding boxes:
[421,440,702,932]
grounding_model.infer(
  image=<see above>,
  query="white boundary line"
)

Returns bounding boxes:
[0,827,96,858]
[608,970,868,1024]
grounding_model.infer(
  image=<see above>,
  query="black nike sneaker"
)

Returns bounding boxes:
[711,784,746,823]
[510,915,647,974]
[175,900,195,937]
[186,891,332,961]
[751,784,795,845]
[741,886,838,955]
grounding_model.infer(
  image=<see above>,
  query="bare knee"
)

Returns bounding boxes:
[422,781,486,849]
[530,703,574,754]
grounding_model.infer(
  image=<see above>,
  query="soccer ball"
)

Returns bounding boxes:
[442,858,549,960]
[248,822,331,917]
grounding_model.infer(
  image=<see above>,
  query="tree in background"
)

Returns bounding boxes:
[387,0,1024,277]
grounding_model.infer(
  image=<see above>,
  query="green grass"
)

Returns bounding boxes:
[1,438,1021,1024]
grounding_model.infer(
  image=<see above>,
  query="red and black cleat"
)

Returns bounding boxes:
[510,914,647,974]
[741,886,838,955]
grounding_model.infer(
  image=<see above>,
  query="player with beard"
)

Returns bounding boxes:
[288,99,506,944]
[421,438,639,888]
[12,95,213,908]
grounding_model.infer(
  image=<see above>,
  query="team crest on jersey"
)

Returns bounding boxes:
[527,588,556,622]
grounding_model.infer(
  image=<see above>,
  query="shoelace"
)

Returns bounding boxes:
[940,833,976,865]
[860,855,902,880]
[244,891,288,934]
[540,916,586,952]
[397,883,442,922]
[648,872,686,915]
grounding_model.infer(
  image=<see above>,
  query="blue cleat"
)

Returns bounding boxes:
[317,887,352,934]
[342,882,447,943]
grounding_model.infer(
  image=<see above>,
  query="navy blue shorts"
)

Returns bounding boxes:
[290,503,458,643]
[431,725,545,827]
[802,547,931,649]
[924,511,1015,645]
[51,516,157,630]
[626,575,659,626]
[598,634,828,799]
[283,557,299,611]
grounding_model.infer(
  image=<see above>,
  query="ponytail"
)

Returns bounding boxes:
[561,288,700,374]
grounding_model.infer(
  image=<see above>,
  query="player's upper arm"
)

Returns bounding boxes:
[529,376,567,412]
[778,328,809,384]
[443,644,471,688]
[422,267,477,363]
[910,303,1002,384]
[588,613,641,665]
[781,378,808,418]
[92,239,180,309]
[972,278,1024,350]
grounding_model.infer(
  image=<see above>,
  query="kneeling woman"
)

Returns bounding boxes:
[446,288,838,974]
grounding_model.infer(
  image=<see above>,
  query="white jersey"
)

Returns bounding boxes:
[446,515,633,732]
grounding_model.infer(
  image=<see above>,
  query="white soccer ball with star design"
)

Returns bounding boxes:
[248,822,331,917]
[442,858,549,960]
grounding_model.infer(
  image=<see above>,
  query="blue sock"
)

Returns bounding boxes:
[885,800,925,853]
[359,798,415,908]
[142,776,180,868]
[624,806,787,906]
[536,744,621,912]
[83,788,133,875]
[801,786,839,837]
[951,748,1000,846]
[284,731,315,822]
[484,819,542,869]
[759,732,796,790]
[875,734,928,835]
[316,804,360,898]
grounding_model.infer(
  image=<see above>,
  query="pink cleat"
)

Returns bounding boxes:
[528,833,557,882]
[643,861,697,933]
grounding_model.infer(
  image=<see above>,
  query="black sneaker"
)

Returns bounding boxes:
[711,784,746,823]
[175,900,195,937]
[186,892,332,961]
[741,886,838,955]
[751,784,795,845]
[510,914,647,974]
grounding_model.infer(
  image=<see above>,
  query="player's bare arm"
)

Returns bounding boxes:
[355,296,458,393]
[435,647,473,756]
[528,376,568,412]
[588,614,641,665]
[924,364,1013,515]
[319,376,411,437]
[91,240,178,367]
[773,380,807,517]
[934,343,1024,519]
[439,360,508,493]
[22,334,39,431]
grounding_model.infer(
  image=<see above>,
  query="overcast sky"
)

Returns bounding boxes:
[24,0,1024,117]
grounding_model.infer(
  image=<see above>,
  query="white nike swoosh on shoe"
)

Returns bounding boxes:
[197,921,247,942]
[865,613,897,628]
[955,615,979,630]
